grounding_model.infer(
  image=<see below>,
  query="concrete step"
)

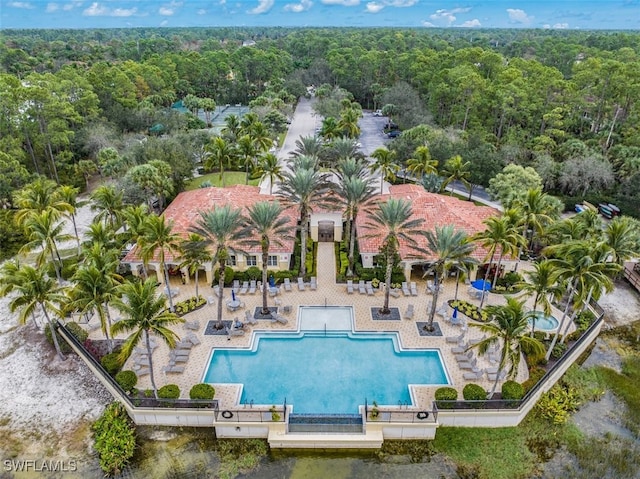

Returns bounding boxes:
[268,428,383,449]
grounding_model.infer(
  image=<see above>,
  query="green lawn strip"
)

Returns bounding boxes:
[185,171,259,190]
[596,354,640,436]
[432,426,538,479]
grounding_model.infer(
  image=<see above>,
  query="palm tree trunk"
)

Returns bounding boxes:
[145,330,159,399]
[454,268,460,301]
[71,213,81,256]
[492,252,504,287]
[42,307,66,361]
[479,250,496,309]
[347,214,357,277]
[103,302,114,353]
[50,250,62,284]
[163,263,175,312]
[299,211,308,278]
[217,259,225,328]
[195,269,200,298]
[261,247,269,315]
[546,282,575,360]
[427,272,440,330]
[382,250,393,314]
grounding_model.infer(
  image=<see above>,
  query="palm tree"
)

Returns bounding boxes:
[406,146,438,182]
[82,221,118,251]
[13,177,72,224]
[340,176,375,276]
[57,185,88,256]
[518,260,562,336]
[513,188,556,253]
[90,184,124,230]
[422,225,477,331]
[189,205,245,328]
[245,121,273,153]
[19,210,74,283]
[237,134,258,185]
[178,233,212,299]
[335,157,369,181]
[365,198,425,315]
[328,138,364,164]
[544,240,619,358]
[0,263,68,360]
[320,117,341,141]
[292,136,324,160]
[205,136,237,187]
[338,108,361,138]
[139,214,182,312]
[221,114,241,142]
[470,296,545,398]
[370,147,399,194]
[277,168,331,278]
[604,216,640,269]
[473,216,524,308]
[243,201,292,315]
[68,261,121,352]
[111,279,184,399]
[254,153,284,195]
[440,155,471,197]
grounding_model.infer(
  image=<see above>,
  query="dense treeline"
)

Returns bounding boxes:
[2,27,640,218]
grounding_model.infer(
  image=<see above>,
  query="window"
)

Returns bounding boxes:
[227,255,236,266]
[246,255,257,266]
[267,255,278,267]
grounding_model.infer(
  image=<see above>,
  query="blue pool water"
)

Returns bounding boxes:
[203,332,449,414]
[528,311,560,331]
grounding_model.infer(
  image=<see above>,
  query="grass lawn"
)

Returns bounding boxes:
[185,171,260,190]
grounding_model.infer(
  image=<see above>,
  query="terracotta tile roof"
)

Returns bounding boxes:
[123,185,298,264]
[356,184,500,262]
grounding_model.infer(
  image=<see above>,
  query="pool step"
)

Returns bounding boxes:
[288,413,363,434]
[269,424,383,449]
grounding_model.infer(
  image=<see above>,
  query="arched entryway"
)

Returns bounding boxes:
[318,220,335,242]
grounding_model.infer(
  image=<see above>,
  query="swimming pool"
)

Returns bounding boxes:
[528,311,560,331]
[203,308,450,414]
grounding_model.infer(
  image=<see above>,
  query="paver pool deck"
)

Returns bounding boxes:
[88,243,570,411]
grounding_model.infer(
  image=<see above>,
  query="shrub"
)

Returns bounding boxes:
[45,322,89,354]
[575,310,596,332]
[535,386,581,424]
[173,295,206,316]
[67,322,89,343]
[434,387,458,408]
[502,380,525,400]
[448,300,491,322]
[115,370,138,393]
[463,383,487,401]
[92,402,136,476]
[189,383,215,400]
[213,266,234,286]
[101,352,123,376]
[522,366,547,392]
[158,384,180,400]
[550,342,567,359]
[244,266,261,280]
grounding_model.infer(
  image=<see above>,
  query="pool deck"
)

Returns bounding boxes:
[86,242,572,411]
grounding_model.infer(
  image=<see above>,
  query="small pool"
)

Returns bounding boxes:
[203,308,450,414]
[528,311,559,331]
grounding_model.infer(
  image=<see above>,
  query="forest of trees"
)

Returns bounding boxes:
[2,27,640,243]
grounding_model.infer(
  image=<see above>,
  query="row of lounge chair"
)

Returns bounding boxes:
[296,277,317,291]
[163,332,201,374]
[132,338,158,377]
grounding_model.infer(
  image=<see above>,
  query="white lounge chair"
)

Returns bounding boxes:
[463,369,485,380]
[346,280,354,294]
[273,314,288,325]
[450,342,469,354]
[365,281,375,296]
[410,282,418,296]
[487,370,507,381]
[163,365,185,374]
[232,280,240,291]
[445,331,466,343]
[249,280,256,294]
[404,304,415,320]
[310,277,317,290]
[185,333,201,345]
[226,326,245,337]
[239,281,248,294]
[245,310,258,325]
[389,288,401,298]
[207,296,215,306]
[358,280,366,294]
[283,278,292,292]
[458,358,478,370]
[184,320,199,331]
[401,282,410,296]
[297,277,305,291]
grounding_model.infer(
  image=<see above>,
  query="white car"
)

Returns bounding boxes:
[373,109,383,117]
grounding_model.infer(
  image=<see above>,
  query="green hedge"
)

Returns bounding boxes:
[115,370,138,393]
[92,402,136,476]
[101,352,123,376]
[523,366,547,393]
[189,383,215,400]
[463,383,487,401]
[158,384,180,400]
[45,321,89,354]
[173,295,206,317]
[435,387,458,408]
[501,380,525,400]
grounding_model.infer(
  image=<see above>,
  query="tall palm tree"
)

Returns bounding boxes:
[57,185,88,256]
[365,198,425,314]
[328,138,364,164]
[111,279,183,399]
[544,240,619,358]
[422,225,477,331]
[0,263,68,360]
[237,134,258,185]
[205,136,237,187]
[221,114,241,143]
[82,221,118,251]
[518,259,562,336]
[245,121,273,153]
[440,155,471,197]
[513,188,556,253]
[470,296,545,398]
[277,168,332,278]
[13,177,72,224]
[604,216,640,269]
[340,176,375,276]
[335,157,368,182]
[320,117,341,141]
[243,201,292,315]
[370,147,399,194]
[90,184,124,230]
[406,145,438,182]
[139,214,182,312]
[338,108,361,138]
[254,153,284,195]
[189,205,245,328]
[178,233,212,299]
[19,210,74,283]
[292,136,324,159]
[473,215,524,308]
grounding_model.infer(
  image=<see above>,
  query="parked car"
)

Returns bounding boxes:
[373,109,384,117]
[387,129,401,138]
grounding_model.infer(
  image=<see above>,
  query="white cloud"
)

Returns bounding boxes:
[46,3,59,12]
[197,8,206,14]
[430,7,471,25]
[553,22,569,29]
[7,2,35,8]
[284,0,313,12]
[321,0,360,6]
[386,0,416,6]
[366,2,383,13]
[421,20,435,27]
[507,8,533,24]
[62,1,81,11]
[83,2,137,17]
[160,19,169,26]
[459,18,481,27]
[159,6,174,15]
[248,0,274,14]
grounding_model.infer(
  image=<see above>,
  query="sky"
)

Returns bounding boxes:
[1,1,640,30]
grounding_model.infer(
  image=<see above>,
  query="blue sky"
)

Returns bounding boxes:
[2,1,640,30]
